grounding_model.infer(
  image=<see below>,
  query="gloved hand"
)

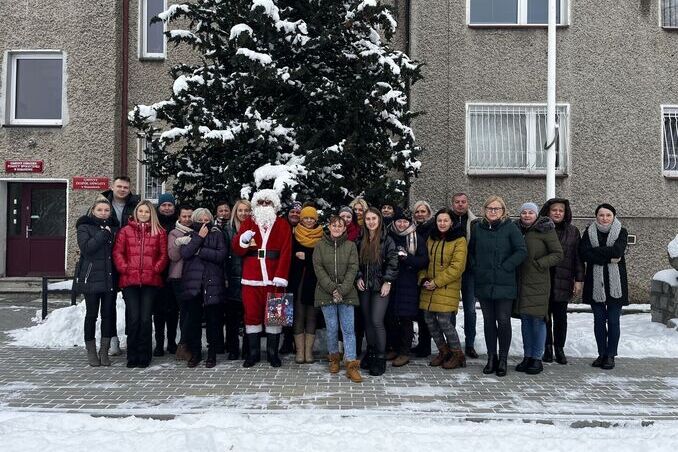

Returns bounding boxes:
[272,277,287,288]
[174,236,192,246]
[240,230,256,244]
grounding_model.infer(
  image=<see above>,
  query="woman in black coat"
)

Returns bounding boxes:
[579,203,629,371]
[386,208,428,367]
[179,208,228,368]
[75,198,118,367]
[356,207,399,376]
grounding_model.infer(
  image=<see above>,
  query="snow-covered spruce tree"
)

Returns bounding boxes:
[130,0,423,208]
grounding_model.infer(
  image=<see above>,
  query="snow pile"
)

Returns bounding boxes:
[8,295,127,348]
[669,235,678,258]
[252,158,307,195]
[653,269,678,286]
[0,411,676,452]
[47,280,73,290]
[229,23,253,40]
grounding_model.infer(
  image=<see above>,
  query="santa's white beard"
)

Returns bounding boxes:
[253,205,277,229]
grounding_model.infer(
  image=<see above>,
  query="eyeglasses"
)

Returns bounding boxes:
[257,200,273,206]
[485,207,504,212]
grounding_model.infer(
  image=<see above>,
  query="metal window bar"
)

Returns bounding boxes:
[663,0,678,27]
[467,104,567,173]
[663,109,678,173]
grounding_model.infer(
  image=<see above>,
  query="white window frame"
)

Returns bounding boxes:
[660,0,678,29]
[467,0,570,27]
[138,0,167,60]
[465,102,570,176]
[137,136,166,203]
[661,105,678,178]
[2,50,67,127]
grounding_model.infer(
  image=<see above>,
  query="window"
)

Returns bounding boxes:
[662,0,678,28]
[662,106,678,177]
[137,137,165,202]
[3,51,65,126]
[139,0,166,59]
[468,0,568,26]
[466,103,569,175]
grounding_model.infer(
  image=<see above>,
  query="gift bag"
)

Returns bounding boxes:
[265,292,294,327]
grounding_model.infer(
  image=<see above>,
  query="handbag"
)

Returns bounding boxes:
[265,291,294,327]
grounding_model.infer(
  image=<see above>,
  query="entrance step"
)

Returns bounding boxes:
[0,277,43,294]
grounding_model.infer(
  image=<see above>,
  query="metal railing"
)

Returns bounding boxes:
[663,107,678,175]
[41,277,77,320]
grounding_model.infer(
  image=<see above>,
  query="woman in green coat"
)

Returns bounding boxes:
[313,215,362,383]
[468,196,527,377]
[514,203,563,375]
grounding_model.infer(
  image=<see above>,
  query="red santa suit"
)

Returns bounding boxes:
[232,214,292,330]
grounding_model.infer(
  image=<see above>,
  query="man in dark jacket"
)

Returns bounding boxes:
[450,192,479,358]
[153,193,179,357]
[100,176,140,355]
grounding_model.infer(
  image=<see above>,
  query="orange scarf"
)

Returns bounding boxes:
[295,224,323,248]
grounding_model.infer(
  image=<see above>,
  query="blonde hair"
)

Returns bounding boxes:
[482,195,509,221]
[134,200,162,235]
[412,200,433,219]
[349,197,369,212]
[230,199,252,231]
[192,208,213,224]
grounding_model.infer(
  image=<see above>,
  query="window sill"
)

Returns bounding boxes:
[467,169,568,178]
[468,23,569,29]
[663,171,678,179]
[139,54,166,62]
[661,26,678,30]
[2,122,63,128]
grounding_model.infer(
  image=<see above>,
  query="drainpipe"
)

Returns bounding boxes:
[545,0,557,200]
[120,0,130,177]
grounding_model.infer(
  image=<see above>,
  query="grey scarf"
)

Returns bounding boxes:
[588,218,623,302]
[389,222,418,255]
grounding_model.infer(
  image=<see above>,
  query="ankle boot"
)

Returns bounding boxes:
[496,357,508,377]
[266,333,282,367]
[99,337,111,366]
[85,340,100,367]
[109,336,122,356]
[175,343,190,361]
[328,353,341,374]
[294,334,305,364]
[542,345,553,363]
[554,347,568,365]
[430,345,452,367]
[369,353,387,376]
[304,334,316,364]
[243,333,261,368]
[442,349,466,369]
[601,356,615,370]
[515,357,532,372]
[279,328,294,355]
[360,346,374,370]
[526,358,543,375]
[345,360,363,383]
[483,354,498,374]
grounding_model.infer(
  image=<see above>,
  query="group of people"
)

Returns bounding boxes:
[75,176,630,382]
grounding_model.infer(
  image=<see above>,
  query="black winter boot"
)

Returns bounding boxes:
[243,333,261,368]
[515,357,532,372]
[496,357,508,377]
[360,346,375,370]
[483,354,498,374]
[279,327,294,355]
[542,345,553,363]
[526,359,544,375]
[554,347,567,365]
[266,333,282,367]
[369,354,387,376]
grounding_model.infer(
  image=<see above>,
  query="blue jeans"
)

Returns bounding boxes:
[520,314,547,359]
[322,304,357,361]
[452,269,477,348]
[591,303,622,357]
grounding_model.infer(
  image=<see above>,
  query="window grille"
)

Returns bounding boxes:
[662,0,678,28]
[663,107,678,176]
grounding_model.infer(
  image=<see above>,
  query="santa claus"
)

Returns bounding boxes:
[232,189,292,368]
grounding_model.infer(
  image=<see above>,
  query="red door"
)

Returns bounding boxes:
[6,182,67,277]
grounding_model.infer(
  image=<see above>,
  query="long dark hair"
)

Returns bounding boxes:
[359,207,383,264]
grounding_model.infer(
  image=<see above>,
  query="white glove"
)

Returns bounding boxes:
[174,236,192,246]
[272,277,288,288]
[240,230,256,245]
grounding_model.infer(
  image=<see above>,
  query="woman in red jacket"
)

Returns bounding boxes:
[113,200,169,368]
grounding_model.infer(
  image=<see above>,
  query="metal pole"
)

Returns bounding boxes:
[41,277,48,320]
[545,0,557,200]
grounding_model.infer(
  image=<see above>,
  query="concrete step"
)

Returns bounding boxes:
[0,277,44,294]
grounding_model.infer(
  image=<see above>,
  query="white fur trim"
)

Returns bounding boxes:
[264,325,282,334]
[246,324,263,333]
[251,189,281,212]
[272,277,288,288]
[241,279,273,287]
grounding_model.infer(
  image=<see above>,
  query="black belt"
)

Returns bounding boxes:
[246,249,281,259]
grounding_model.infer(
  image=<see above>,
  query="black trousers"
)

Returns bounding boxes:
[185,294,224,360]
[359,291,390,354]
[122,286,157,364]
[83,292,116,341]
[224,300,243,353]
[545,300,568,349]
[153,284,179,349]
[414,309,431,352]
[479,298,513,359]
[386,313,416,355]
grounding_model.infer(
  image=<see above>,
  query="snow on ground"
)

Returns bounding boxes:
[0,410,676,452]
[6,297,678,358]
[653,269,678,285]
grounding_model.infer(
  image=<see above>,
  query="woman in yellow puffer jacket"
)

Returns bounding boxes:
[419,208,468,370]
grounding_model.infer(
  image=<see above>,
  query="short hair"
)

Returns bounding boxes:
[328,215,346,227]
[177,204,194,215]
[192,208,214,223]
[483,195,509,221]
[113,176,131,184]
[451,192,469,202]
[215,200,231,209]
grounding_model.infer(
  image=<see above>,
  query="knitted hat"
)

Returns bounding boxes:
[595,203,616,217]
[158,192,176,206]
[289,201,302,212]
[520,202,539,215]
[339,206,353,216]
[392,207,412,223]
[300,206,318,220]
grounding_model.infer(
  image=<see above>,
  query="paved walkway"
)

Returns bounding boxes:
[0,297,676,423]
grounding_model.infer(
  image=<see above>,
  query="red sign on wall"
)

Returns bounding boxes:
[72,177,110,190]
[4,160,44,173]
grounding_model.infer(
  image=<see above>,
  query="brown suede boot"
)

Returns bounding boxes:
[175,343,190,361]
[304,334,316,364]
[345,360,363,383]
[429,345,451,367]
[442,349,467,369]
[328,353,341,374]
[392,354,410,367]
[294,334,305,364]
